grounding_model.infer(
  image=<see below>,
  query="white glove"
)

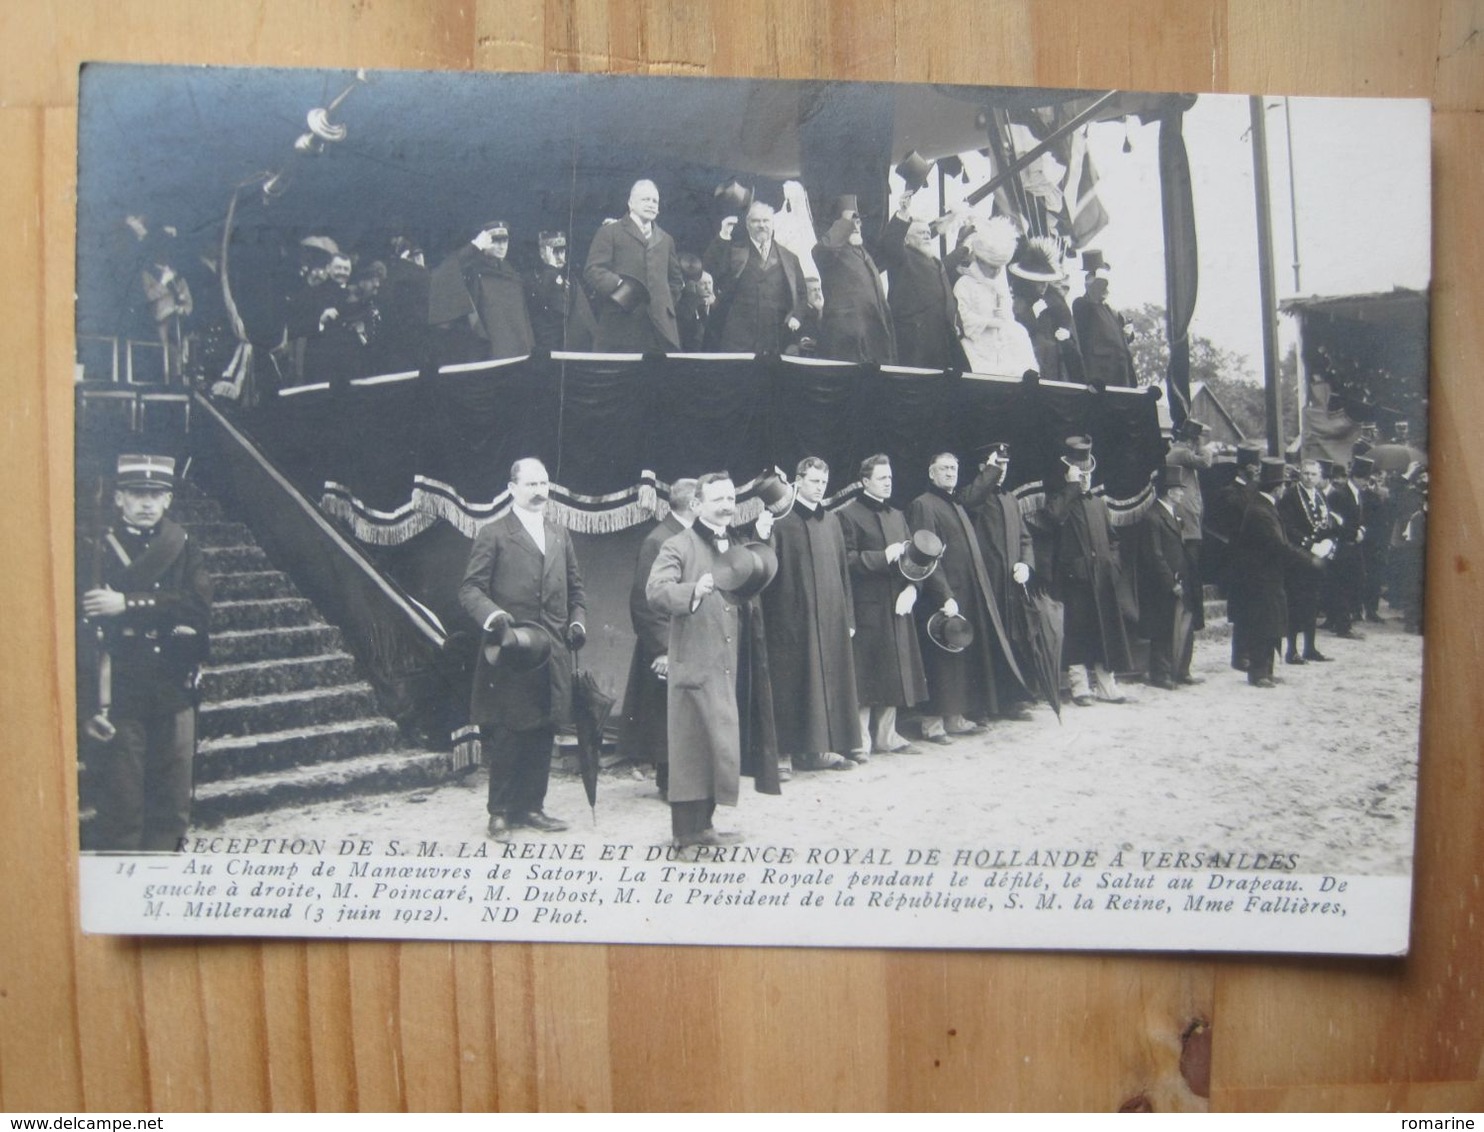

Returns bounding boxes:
[754,509,775,539]
[942,598,960,618]
[719,216,738,241]
[1311,539,1335,559]
[895,586,918,616]
[471,229,496,251]
[885,540,907,563]
[1032,299,1048,318]
[1012,562,1031,585]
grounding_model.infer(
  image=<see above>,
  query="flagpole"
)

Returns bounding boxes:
[1249,96,1285,456]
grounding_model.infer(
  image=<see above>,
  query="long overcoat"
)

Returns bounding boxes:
[646,526,781,805]
[583,216,683,351]
[1234,492,1318,641]
[458,511,586,732]
[1278,485,1333,629]
[1072,294,1136,387]
[907,486,1024,717]
[812,236,896,364]
[427,245,535,362]
[876,216,961,369]
[837,495,928,709]
[1040,485,1135,671]
[761,504,862,756]
[961,469,1036,697]
[1135,501,1195,640]
[618,513,684,765]
[702,235,807,353]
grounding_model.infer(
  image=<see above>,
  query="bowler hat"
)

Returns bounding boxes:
[609,276,649,313]
[482,620,553,671]
[116,453,175,491]
[926,610,975,653]
[898,529,946,582]
[894,151,934,192]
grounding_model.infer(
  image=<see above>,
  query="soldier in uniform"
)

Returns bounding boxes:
[79,454,211,851]
[526,230,595,353]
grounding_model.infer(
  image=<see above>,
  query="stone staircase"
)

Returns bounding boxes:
[175,489,457,825]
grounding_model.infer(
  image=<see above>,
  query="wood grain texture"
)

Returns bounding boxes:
[2,0,1480,1112]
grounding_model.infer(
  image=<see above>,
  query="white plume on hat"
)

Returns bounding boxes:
[968,216,1020,269]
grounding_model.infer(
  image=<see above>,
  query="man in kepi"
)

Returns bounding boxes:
[79,454,211,851]
[428,220,536,364]
[459,458,587,841]
[646,473,781,848]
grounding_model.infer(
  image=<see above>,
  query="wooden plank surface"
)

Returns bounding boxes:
[1,0,1479,1112]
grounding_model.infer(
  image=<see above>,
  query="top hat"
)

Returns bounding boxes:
[1008,236,1063,283]
[1257,457,1287,489]
[1080,249,1111,275]
[1060,435,1095,471]
[899,529,946,582]
[1236,444,1262,468]
[116,453,175,491]
[830,194,861,219]
[1284,463,1302,483]
[1314,457,1335,479]
[482,620,553,670]
[715,179,755,214]
[713,541,779,603]
[1350,455,1376,478]
[608,276,649,313]
[479,221,511,238]
[537,231,567,249]
[926,609,975,653]
[1175,416,1208,441]
[1159,463,1192,492]
[895,151,934,192]
[753,470,796,519]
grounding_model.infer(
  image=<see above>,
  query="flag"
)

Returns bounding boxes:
[1061,128,1110,248]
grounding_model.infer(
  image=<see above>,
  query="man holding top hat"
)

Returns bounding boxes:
[702,191,809,355]
[1039,436,1134,706]
[908,451,1027,739]
[877,185,963,370]
[459,458,587,841]
[646,473,782,848]
[583,179,684,353]
[1233,457,1332,688]
[1137,464,1199,690]
[813,193,896,364]
[761,458,863,771]
[837,454,940,757]
[78,454,212,851]
[428,220,536,364]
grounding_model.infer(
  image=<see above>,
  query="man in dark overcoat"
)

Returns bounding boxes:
[1009,237,1084,383]
[1324,459,1368,639]
[702,200,808,354]
[618,478,700,798]
[762,458,862,771]
[1278,458,1338,664]
[1136,465,1198,689]
[526,230,595,353]
[1234,458,1326,687]
[876,192,961,369]
[1207,444,1262,669]
[812,194,896,364]
[459,458,587,840]
[428,221,536,365]
[960,444,1037,718]
[583,179,684,352]
[646,474,781,847]
[908,451,1025,739]
[1071,253,1136,387]
[1038,436,1134,705]
[79,454,211,851]
[837,455,930,756]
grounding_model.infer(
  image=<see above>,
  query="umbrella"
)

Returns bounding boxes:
[570,646,615,817]
[1008,583,1065,721]
[1363,443,1426,473]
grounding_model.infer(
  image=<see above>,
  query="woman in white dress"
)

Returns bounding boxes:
[954,216,1038,377]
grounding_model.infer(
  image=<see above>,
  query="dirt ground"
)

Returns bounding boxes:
[207,618,1422,878]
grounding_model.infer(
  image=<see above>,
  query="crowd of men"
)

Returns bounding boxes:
[118,173,1145,390]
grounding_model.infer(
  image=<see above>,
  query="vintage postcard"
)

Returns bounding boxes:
[73,65,1429,952]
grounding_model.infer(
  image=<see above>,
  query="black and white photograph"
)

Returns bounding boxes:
[73,64,1430,953]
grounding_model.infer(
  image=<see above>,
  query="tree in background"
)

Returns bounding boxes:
[1126,303,1298,442]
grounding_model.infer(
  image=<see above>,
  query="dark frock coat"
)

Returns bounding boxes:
[876,216,962,370]
[646,526,781,804]
[703,236,807,354]
[583,216,684,351]
[1135,501,1195,641]
[619,513,685,765]
[427,246,535,363]
[458,511,586,732]
[1072,294,1137,387]
[1040,485,1135,671]
[761,503,862,755]
[961,468,1036,700]
[812,235,896,364]
[1234,492,1318,642]
[1278,485,1333,631]
[907,486,1025,717]
[837,495,929,709]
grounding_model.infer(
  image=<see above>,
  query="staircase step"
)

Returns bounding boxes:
[200,653,359,700]
[211,624,346,663]
[211,570,298,601]
[211,597,319,633]
[202,544,271,572]
[199,682,379,740]
[1203,599,1227,622]
[170,498,224,523]
[196,717,403,782]
[191,748,459,825]
[181,520,254,547]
